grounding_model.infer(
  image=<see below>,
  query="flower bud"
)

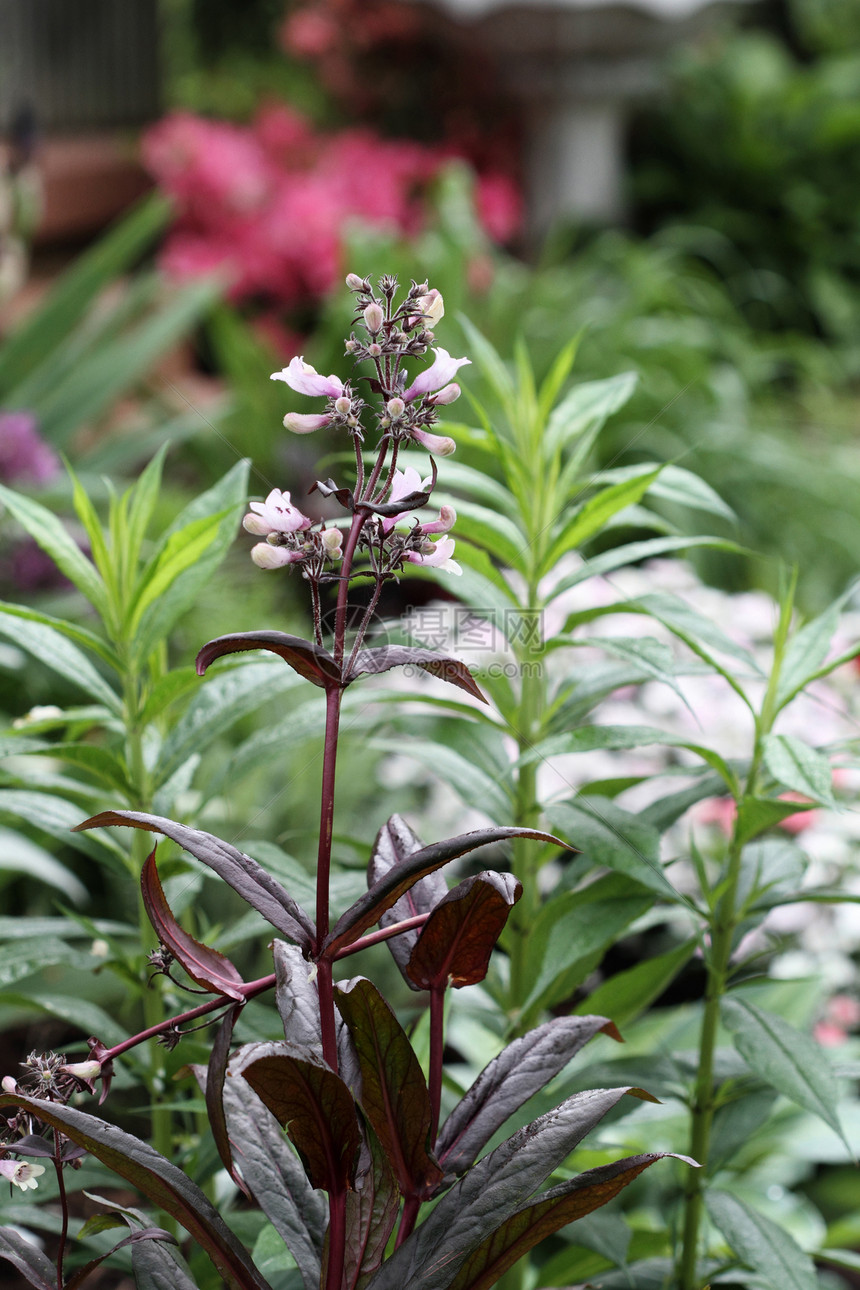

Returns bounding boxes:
[363,302,384,333]
[418,288,444,327]
[386,397,405,419]
[243,512,271,535]
[2,1076,17,1094]
[345,338,359,353]
[322,528,343,560]
[283,412,331,435]
[251,543,305,569]
[368,343,382,358]
[430,382,460,406]
[345,273,365,291]
[334,396,352,416]
[60,1060,101,1082]
[413,428,456,457]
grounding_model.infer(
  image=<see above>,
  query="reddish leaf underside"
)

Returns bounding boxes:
[141,846,246,1001]
[335,978,442,1197]
[242,1050,361,1193]
[406,871,521,990]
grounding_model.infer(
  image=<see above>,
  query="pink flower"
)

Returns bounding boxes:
[694,797,738,836]
[404,348,471,402]
[284,412,333,435]
[476,171,523,244]
[777,792,818,833]
[406,536,461,575]
[251,544,308,570]
[0,412,60,485]
[380,467,456,537]
[827,995,860,1028]
[272,356,344,398]
[412,428,456,457]
[243,489,312,536]
[814,1020,847,1047]
[0,1159,45,1191]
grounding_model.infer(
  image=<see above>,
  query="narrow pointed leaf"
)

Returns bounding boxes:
[224,1042,327,1290]
[762,734,835,808]
[543,469,663,572]
[324,1127,399,1290]
[347,646,486,703]
[197,631,342,689]
[326,825,563,957]
[242,1044,361,1191]
[368,815,448,986]
[447,1153,695,1290]
[335,977,443,1196]
[0,1226,56,1289]
[131,1234,200,1290]
[365,1087,657,1290]
[0,609,121,711]
[436,1015,619,1175]
[142,847,246,999]
[721,995,849,1152]
[406,871,521,990]
[706,1190,818,1290]
[544,371,638,457]
[546,798,674,900]
[0,1094,272,1290]
[65,1229,179,1290]
[75,810,315,948]
[205,1003,246,1190]
[0,482,107,613]
[735,796,815,846]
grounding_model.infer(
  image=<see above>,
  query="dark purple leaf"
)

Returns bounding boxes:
[242,1043,361,1193]
[321,1127,399,1290]
[274,940,321,1050]
[325,824,564,959]
[358,490,431,518]
[0,1093,272,1290]
[437,1015,622,1176]
[0,1226,55,1290]
[406,872,521,990]
[310,478,355,510]
[364,1086,658,1290]
[445,1153,697,1290]
[9,1133,54,1158]
[224,1042,327,1290]
[65,1229,179,1290]
[334,977,443,1197]
[206,1003,247,1193]
[347,647,486,703]
[142,846,245,1001]
[367,816,448,989]
[74,810,314,950]
[131,1232,200,1290]
[196,631,342,689]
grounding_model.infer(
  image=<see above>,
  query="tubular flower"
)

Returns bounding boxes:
[251,544,309,569]
[404,348,471,402]
[406,536,461,575]
[284,411,332,435]
[412,428,456,457]
[272,356,344,398]
[382,467,456,536]
[0,1159,45,1191]
[243,489,313,536]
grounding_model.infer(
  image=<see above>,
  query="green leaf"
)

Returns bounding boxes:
[371,736,512,823]
[0,609,120,712]
[521,871,654,1019]
[156,661,303,784]
[130,509,232,633]
[442,499,526,571]
[0,939,98,989]
[335,978,442,1195]
[775,584,856,711]
[762,734,834,807]
[457,316,517,423]
[721,995,850,1153]
[542,468,662,573]
[735,796,815,846]
[17,742,132,795]
[548,535,746,600]
[0,1094,272,1290]
[0,194,168,394]
[0,791,126,866]
[706,1190,818,1290]
[132,459,250,662]
[126,446,169,571]
[594,463,735,523]
[0,827,87,901]
[543,371,638,458]
[0,600,119,671]
[546,798,675,899]
[0,483,107,614]
[575,939,697,1030]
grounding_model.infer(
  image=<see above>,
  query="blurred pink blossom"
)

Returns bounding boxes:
[693,797,737,836]
[777,792,818,833]
[813,1020,848,1047]
[0,411,60,485]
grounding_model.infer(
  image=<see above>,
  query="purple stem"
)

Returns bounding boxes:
[325,1186,348,1290]
[333,913,429,960]
[54,1130,67,1290]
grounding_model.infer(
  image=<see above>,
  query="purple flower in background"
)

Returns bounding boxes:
[0,412,60,485]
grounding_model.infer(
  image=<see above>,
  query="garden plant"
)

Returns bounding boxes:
[0,274,859,1290]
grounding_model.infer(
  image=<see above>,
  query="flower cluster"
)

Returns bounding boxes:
[143,106,521,320]
[243,276,466,641]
